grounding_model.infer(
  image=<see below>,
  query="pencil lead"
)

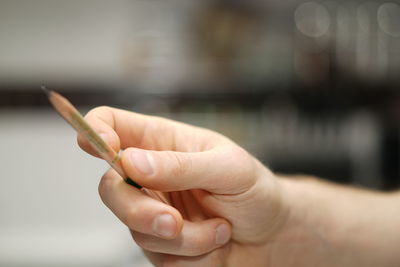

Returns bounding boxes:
[41,85,51,97]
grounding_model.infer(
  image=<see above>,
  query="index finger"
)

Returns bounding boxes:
[77,106,203,158]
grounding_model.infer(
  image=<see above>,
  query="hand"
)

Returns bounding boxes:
[77,106,290,266]
[78,106,400,267]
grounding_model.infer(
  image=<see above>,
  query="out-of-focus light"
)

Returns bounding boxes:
[336,6,350,47]
[295,2,330,38]
[378,2,400,37]
[357,3,373,33]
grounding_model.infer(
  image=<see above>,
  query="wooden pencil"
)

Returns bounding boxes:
[42,85,167,202]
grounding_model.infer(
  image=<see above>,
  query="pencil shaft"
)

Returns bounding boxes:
[44,87,141,189]
[43,86,171,203]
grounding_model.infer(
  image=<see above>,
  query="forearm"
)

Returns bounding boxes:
[279,176,400,267]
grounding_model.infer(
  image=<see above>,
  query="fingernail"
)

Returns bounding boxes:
[152,214,176,238]
[215,224,230,245]
[130,150,155,175]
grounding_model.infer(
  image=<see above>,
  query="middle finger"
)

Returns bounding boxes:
[98,168,183,239]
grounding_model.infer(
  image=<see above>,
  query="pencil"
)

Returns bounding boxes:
[42,85,167,202]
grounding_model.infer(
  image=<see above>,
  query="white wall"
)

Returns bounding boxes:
[0,0,197,89]
[0,109,151,266]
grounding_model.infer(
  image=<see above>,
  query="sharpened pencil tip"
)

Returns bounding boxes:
[41,85,51,96]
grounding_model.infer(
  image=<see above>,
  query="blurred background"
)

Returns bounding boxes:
[1,0,400,266]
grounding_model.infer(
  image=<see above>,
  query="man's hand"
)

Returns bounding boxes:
[78,106,400,267]
[77,106,289,266]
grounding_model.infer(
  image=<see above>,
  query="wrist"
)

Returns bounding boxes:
[275,176,400,267]
[272,175,339,266]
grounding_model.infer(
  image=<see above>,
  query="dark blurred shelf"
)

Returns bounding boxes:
[1,82,400,113]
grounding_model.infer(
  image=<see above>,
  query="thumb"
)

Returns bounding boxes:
[120,146,256,194]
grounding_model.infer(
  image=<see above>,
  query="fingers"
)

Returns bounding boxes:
[98,169,183,239]
[78,106,256,194]
[77,106,122,158]
[77,106,219,157]
[99,168,232,257]
[132,219,231,257]
[120,145,257,194]
[143,246,230,267]
[160,247,229,267]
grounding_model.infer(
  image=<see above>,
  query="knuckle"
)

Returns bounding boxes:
[234,146,253,174]
[132,233,146,248]
[231,146,257,187]
[98,171,116,200]
[132,233,155,251]
[186,235,212,256]
[86,105,111,117]
[123,207,139,230]
[85,106,114,125]
[168,152,190,178]
[233,145,250,162]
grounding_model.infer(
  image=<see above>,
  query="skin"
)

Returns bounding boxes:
[78,106,400,267]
